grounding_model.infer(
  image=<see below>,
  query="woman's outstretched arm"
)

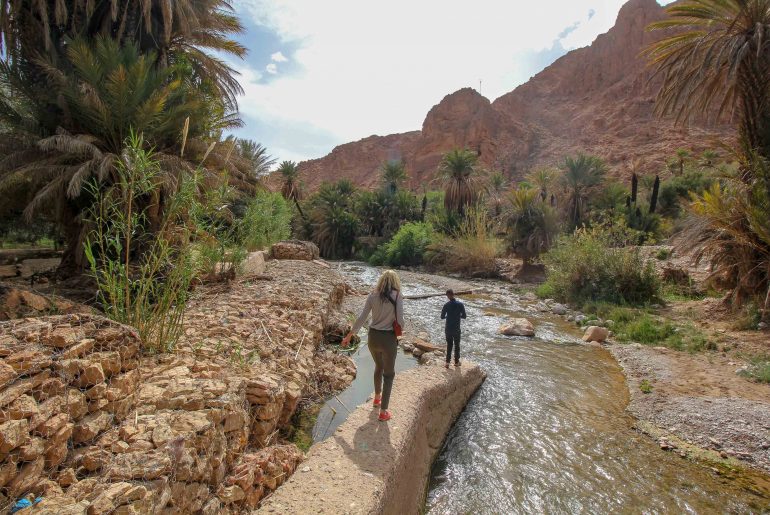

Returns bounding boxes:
[396,291,405,328]
[342,294,372,347]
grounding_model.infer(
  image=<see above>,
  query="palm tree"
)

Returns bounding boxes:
[0,38,244,272]
[646,0,770,175]
[0,0,246,108]
[506,186,558,265]
[561,154,606,228]
[487,171,507,216]
[675,148,690,176]
[276,160,306,221]
[380,160,407,194]
[308,181,359,258]
[527,168,557,202]
[237,140,276,178]
[438,148,479,215]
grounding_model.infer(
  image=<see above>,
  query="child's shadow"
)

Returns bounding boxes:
[334,409,395,476]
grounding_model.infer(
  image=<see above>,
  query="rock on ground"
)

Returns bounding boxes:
[270,240,320,261]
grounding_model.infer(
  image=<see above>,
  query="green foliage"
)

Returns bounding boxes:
[376,222,435,267]
[541,228,661,307]
[593,181,629,213]
[738,357,770,384]
[438,148,480,214]
[426,208,503,277]
[506,186,558,264]
[83,135,201,352]
[639,379,653,394]
[307,181,359,259]
[238,190,292,251]
[687,158,770,312]
[561,154,606,228]
[658,168,716,217]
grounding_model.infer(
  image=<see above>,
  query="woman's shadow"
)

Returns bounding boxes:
[334,408,396,476]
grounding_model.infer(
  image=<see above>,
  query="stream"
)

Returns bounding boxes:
[313,262,770,514]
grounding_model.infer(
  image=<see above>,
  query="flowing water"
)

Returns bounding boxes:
[314,262,770,514]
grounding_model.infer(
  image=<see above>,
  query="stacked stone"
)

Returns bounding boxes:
[219,445,304,508]
[0,257,358,513]
[0,314,141,511]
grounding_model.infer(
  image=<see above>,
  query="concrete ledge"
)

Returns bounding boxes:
[257,362,486,515]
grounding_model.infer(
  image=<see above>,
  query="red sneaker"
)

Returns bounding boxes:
[373,396,381,407]
[378,410,391,422]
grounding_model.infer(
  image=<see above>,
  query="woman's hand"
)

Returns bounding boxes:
[341,333,353,348]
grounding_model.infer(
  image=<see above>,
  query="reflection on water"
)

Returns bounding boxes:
[319,263,770,513]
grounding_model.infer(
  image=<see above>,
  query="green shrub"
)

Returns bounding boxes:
[238,190,292,251]
[639,379,653,394]
[426,208,502,276]
[84,135,201,352]
[541,228,660,307]
[738,357,770,383]
[379,222,434,266]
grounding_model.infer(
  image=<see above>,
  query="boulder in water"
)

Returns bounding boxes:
[499,318,535,337]
[582,326,609,343]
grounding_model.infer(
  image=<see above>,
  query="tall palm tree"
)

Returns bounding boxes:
[380,159,407,194]
[561,154,606,228]
[438,148,479,215]
[276,160,306,221]
[646,0,770,176]
[308,181,359,259]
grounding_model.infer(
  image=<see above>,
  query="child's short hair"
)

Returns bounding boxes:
[446,289,454,296]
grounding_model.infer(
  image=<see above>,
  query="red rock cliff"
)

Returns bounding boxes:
[293,0,733,191]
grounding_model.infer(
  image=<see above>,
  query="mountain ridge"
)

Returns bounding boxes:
[293,0,733,191]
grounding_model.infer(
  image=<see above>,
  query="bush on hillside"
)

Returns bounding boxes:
[540,228,660,307]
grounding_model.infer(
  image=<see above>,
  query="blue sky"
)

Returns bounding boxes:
[229,1,673,165]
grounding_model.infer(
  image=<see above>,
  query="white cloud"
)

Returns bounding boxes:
[232,0,674,162]
[265,63,278,74]
[270,51,288,62]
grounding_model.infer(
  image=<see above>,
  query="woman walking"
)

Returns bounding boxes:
[341,269,404,422]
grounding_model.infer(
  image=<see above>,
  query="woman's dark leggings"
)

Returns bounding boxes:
[446,331,460,363]
[368,328,398,410]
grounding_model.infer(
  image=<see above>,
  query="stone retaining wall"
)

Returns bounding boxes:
[0,259,358,513]
[257,362,486,515]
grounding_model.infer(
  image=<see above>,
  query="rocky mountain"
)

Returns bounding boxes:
[295,0,734,191]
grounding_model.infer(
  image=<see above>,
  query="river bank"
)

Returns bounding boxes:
[324,261,770,512]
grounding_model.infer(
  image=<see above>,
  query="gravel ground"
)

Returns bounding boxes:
[609,343,770,474]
